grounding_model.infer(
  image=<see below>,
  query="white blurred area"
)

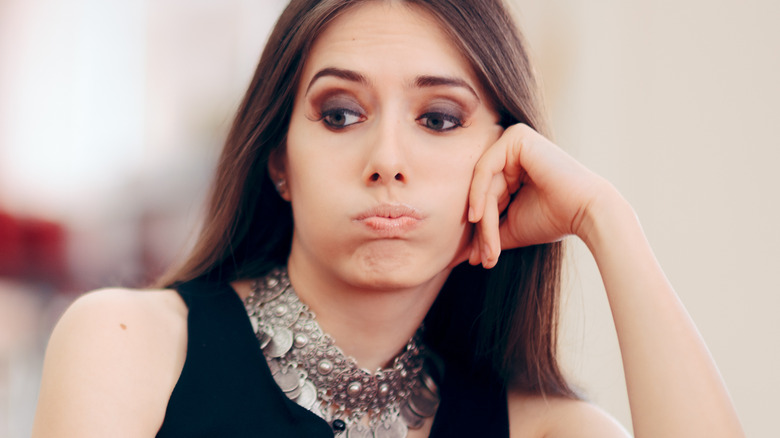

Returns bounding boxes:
[0,0,288,435]
[0,0,776,436]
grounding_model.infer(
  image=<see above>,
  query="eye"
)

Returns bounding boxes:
[416,112,462,132]
[320,108,365,129]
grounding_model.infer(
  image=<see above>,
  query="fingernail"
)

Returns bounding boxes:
[468,207,475,222]
[482,243,491,266]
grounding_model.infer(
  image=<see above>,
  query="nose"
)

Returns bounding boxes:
[362,119,408,185]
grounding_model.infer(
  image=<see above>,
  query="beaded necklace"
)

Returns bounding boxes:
[244,267,440,437]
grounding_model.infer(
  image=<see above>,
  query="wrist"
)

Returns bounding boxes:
[577,182,639,252]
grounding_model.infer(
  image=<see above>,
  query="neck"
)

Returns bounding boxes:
[287,255,448,371]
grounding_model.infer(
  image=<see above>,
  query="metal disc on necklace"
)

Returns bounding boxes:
[255,273,288,304]
[285,382,303,400]
[407,385,439,418]
[267,359,281,376]
[399,402,425,429]
[373,417,408,438]
[257,330,273,349]
[346,423,373,438]
[264,326,293,357]
[248,315,260,333]
[273,368,301,393]
[295,379,318,410]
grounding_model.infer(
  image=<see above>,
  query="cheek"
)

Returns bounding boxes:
[423,138,487,189]
[429,130,498,216]
[286,156,345,214]
[422,152,478,222]
[285,120,338,200]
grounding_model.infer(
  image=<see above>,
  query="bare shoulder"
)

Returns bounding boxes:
[507,391,631,438]
[32,288,188,438]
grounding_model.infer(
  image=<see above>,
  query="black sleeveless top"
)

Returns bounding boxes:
[156,279,509,437]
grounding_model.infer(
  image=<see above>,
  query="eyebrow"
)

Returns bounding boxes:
[305,67,480,101]
[414,75,480,101]
[305,67,369,94]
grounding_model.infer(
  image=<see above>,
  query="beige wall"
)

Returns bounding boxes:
[513,0,780,435]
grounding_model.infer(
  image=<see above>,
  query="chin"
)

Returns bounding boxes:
[348,250,452,292]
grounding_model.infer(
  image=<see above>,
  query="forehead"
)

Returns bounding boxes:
[301,2,477,88]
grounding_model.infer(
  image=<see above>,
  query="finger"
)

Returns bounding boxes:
[497,187,511,215]
[480,188,502,268]
[497,184,540,250]
[497,125,529,195]
[497,196,525,250]
[468,137,509,223]
[468,228,482,266]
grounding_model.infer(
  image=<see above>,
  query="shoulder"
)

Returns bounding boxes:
[60,286,188,325]
[32,288,188,437]
[507,391,630,438]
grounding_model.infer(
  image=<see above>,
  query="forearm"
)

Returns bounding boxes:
[579,186,744,437]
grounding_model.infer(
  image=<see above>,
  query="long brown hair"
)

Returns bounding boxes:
[158,0,575,398]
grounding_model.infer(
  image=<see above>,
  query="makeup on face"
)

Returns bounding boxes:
[281,1,503,290]
[303,68,482,135]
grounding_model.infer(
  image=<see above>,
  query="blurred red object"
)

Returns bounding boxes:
[0,210,69,286]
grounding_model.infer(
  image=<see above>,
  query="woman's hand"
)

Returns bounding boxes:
[466,123,612,268]
[464,124,745,437]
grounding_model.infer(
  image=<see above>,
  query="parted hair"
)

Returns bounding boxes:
[158,0,575,398]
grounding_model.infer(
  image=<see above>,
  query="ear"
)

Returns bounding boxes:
[267,147,291,201]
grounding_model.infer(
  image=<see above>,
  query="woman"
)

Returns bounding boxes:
[32,0,743,436]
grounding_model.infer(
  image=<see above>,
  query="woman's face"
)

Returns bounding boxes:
[277,1,502,290]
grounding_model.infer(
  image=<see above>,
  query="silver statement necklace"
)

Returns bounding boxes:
[244,267,441,438]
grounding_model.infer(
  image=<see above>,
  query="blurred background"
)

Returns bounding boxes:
[0,0,777,436]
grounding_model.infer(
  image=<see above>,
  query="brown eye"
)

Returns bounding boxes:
[417,112,462,132]
[321,108,365,129]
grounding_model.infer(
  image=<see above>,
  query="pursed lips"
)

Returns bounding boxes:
[353,204,424,236]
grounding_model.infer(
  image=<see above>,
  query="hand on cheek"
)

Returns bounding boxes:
[464,123,609,269]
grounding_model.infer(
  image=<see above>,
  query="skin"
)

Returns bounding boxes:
[32,2,744,437]
[269,1,502,372]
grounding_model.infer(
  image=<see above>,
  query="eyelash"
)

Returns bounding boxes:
[416,112,463,132]
[315,106,464,132]
[318,108,366,129]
